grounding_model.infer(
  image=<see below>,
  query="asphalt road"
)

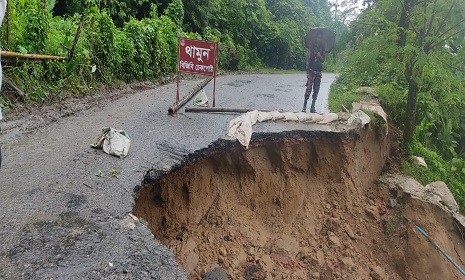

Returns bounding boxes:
[0,73,337,279]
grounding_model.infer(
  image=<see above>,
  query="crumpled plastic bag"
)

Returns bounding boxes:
[193,89,209,107]
[91,127,131,158]
[411,156,427,168]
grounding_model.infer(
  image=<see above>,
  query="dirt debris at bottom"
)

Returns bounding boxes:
[133,128,465,280]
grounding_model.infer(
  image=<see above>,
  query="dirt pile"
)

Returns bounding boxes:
[133,127,465,280]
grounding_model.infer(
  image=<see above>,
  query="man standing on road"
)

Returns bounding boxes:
[302,31,326,113]
[0,0,7,168]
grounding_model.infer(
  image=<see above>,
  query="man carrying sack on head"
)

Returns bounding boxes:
[302,27,336,113]
[303,30,325,113]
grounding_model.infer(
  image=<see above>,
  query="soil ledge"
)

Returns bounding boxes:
[134,127,465,279]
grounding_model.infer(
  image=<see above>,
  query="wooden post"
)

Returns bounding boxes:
[176,72,180,103]
[5,0,10,48]
[213,72,216,107]
[5,80,25,101]
[89,17,95,56]
[68,14,86,61]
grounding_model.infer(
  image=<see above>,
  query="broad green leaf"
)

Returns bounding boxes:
[18,46,28,54]
[66,60,79,76]
[47,0,57,11]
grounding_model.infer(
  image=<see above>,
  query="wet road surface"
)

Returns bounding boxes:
[0,73,337,279]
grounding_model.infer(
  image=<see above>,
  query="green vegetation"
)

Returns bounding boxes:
[2,1,187,107]
[330,0,465,210]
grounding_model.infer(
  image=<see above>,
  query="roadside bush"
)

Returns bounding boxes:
[123,18,153,80]
[91,11,117,82]
[113,29,136,81]
[20,1,49,54]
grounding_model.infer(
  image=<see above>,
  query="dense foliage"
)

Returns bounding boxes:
[330,0,465,210]
[0,0,332,107]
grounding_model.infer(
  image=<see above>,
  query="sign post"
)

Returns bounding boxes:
[176,38,217,108]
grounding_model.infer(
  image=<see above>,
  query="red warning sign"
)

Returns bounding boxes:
[178,38,217,76]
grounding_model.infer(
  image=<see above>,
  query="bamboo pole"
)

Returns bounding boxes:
[0,51,66,61]
[68,14,86,61]
[184,107,277,114]
[168,76,214,115]
[5,0,10,48]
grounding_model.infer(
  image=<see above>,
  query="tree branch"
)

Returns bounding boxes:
[434,1,455,37]
[428,26,465,51]
[423,0,427,36]
[433,18,465,46]
[426,0,438,36]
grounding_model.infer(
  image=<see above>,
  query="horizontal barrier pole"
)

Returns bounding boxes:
[1,51,66,61]
[184,107,278,113]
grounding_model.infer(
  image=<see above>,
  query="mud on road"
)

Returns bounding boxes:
[1,73,465,280]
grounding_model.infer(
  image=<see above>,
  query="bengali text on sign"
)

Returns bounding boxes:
[178,38,217,76]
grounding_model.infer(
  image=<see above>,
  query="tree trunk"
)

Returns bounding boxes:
[397,0,413,47]
[403,80,419,144]
[403,56,422,144]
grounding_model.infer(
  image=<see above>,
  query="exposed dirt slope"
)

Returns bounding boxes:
[134,125,465,280]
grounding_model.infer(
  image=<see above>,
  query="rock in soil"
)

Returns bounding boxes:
[202,267,228,280]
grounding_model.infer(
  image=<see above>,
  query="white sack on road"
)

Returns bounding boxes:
[270,111,285,121]
[91,127,131,158]
[227,111,259,149]
[308,113,324,123]
[283,112,298,121]
[295,112,311,122]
